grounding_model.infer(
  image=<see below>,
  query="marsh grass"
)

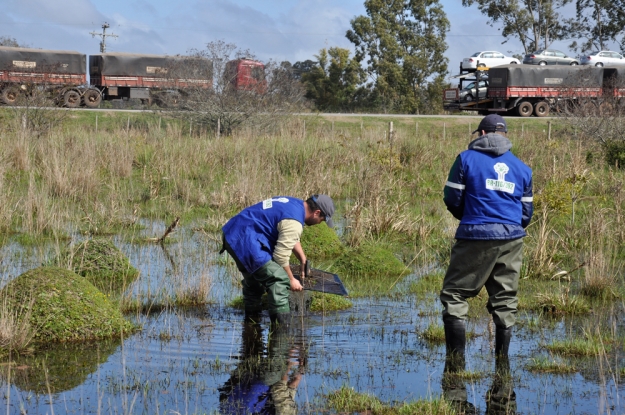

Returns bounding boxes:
[326,385,456,415]
[526,355,577,373]
[421,323,477,344]
[0,291,36,354]
[545,333,611,357]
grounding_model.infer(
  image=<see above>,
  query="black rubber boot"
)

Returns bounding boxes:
[269,312,291,331]
[444,319,466,373]
[495,326,512,357]
[495,326,512,375]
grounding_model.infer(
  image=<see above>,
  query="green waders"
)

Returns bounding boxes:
[440,238,523,328]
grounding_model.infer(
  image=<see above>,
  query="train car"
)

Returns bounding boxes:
[0,46,100,107]
[89,53,213,106]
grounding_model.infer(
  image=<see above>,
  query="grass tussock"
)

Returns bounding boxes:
[326,385,456,415]
[526,356,577,373]
[49,238,139,294]
[0,267,135,343]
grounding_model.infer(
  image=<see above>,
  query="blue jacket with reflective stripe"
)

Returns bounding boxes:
[444,133,533,240]
[222,197,305,273]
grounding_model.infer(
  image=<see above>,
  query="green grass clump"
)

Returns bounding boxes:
[409,272,444,297]
[50,239,139,294]
[326,385,455,415]
[333,243,407,279]
[526,356,577,373]
[545,337,610,356]
[298,222,345,260]
[229,291,352,312]
[1,267,135,343]
[309,292,352,312]
[421,324,446,343]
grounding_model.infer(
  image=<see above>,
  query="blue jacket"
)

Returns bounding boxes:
[444,133,533,240]
[222,197,305,273]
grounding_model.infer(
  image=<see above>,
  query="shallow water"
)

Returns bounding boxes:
[1,225,624,414]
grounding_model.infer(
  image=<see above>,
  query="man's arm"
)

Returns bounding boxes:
[521,176,534,228]
[444,155,465,220]
[275,219,304,291]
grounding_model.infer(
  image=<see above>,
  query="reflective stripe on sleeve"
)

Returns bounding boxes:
[445,181,465,190]
[521,197,533,202]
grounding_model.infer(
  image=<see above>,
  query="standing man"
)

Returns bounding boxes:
[441,114,533,371]
[222,195,335,328]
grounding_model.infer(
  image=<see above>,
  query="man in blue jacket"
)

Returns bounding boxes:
[441,114,533,372]
[222,195,335,328]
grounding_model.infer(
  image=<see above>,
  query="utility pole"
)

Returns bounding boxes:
[90,22,118,53]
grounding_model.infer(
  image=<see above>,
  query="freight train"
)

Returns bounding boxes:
[444,64,625,117]
[0,46,266,108]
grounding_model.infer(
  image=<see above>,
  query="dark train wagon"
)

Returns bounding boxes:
[0,46,100,107]
[89,53,212,106]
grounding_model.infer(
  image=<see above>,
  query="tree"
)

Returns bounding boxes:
[0,36,23,47]
[346,0,449,114]
[462,0,571,54]
[564,0,625,53]
[302,48,367,112]
[291,60,317,80]
[161,40,307,136]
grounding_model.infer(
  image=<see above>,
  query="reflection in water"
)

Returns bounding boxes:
[219,323,305,415]
[1,339,120,394]
[486,358,516,415]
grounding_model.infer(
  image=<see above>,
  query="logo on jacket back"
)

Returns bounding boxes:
[486,163,515,194]
[262,197,290,209]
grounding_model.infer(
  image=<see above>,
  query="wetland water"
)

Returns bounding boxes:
[1,222,623,414]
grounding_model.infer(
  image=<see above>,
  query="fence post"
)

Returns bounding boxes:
[548,121,552,140]
[217,118,221,139]
[95,114,98,133]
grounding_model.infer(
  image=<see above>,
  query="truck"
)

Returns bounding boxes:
[224,58,266,92]
[0,46,100,107]
[89,53,213,106]
[444,65,613,117]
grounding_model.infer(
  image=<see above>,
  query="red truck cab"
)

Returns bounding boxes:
[225,59,266,92]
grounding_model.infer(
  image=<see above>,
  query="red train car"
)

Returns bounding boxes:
[89,53,213,105]
[0,46,100,107]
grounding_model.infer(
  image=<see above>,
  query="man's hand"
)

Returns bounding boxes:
[290,278,303,292]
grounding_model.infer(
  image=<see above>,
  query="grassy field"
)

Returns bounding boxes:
[1,107,625,412]
[1,107,624,297]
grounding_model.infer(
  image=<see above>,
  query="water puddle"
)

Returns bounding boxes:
[0,223,623,414]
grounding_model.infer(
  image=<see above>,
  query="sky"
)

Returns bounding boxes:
[1,0,590,82]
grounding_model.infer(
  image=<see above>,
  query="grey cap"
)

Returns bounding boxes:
[313,194,335,228]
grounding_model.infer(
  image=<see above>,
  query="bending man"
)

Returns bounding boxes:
[222,195,335,327]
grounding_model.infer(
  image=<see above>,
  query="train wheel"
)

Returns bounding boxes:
[517,101,533,117]
[82,89,101,108]
[1,86,20,105]
[64,90,80,108]
[534,101,550,117]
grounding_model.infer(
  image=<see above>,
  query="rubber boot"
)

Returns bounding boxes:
[495,326,512,375]
[444,319,466,373]
[269,312,291,331]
